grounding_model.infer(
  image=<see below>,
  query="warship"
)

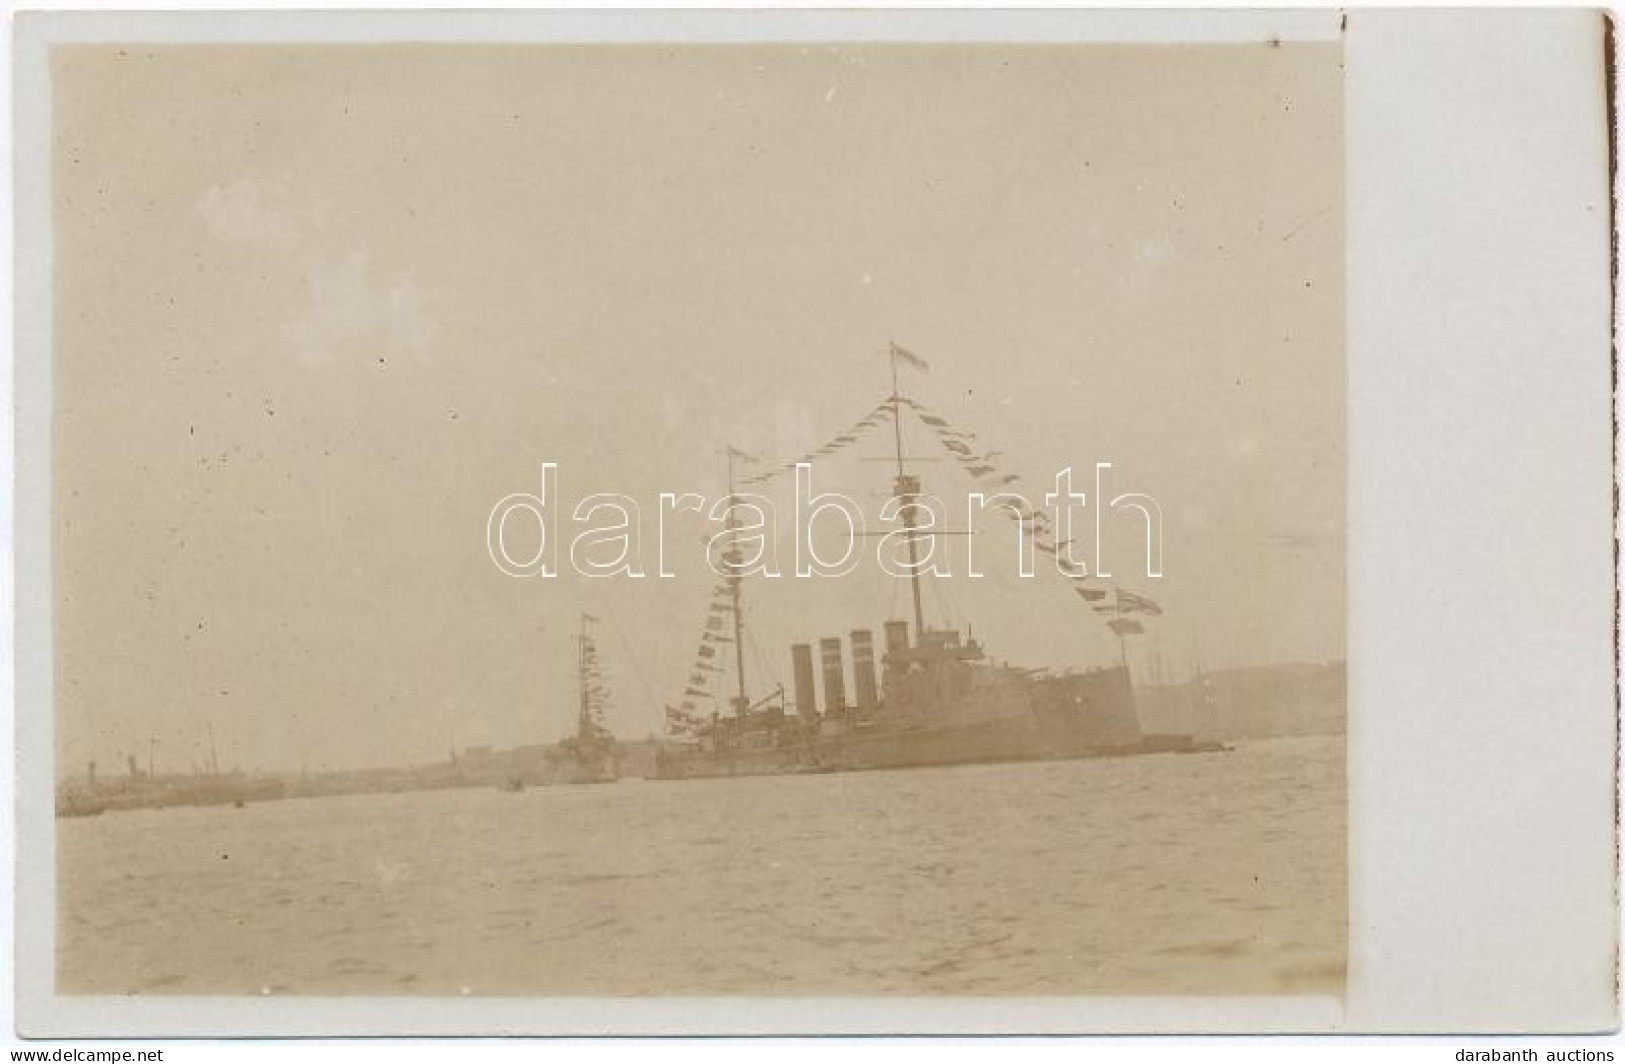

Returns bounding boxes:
[655,346,1196,781]
[509,613,620,788]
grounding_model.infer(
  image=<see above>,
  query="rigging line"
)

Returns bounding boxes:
[745,623,782,690]
[736,581,785,689]
[604,607,665,736]
[931,557,960,632]
[925,407,1110,612]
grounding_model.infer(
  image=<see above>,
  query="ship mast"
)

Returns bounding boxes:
[890,352,928,637]
[577,612,599,740]
[725,447,750,716]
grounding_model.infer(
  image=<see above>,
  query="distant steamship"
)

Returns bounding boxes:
[504,613,620,789]
[655,345,1200,781]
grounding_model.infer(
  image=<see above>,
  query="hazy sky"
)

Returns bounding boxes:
[53,42,1344,773]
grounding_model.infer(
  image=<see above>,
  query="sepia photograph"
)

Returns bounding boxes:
[10,5,1616,1043]
[42,30,1346,1001]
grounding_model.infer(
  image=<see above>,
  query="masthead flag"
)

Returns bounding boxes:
[889,341,930,373]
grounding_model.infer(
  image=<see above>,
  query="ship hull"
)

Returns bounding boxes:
[656,725,1149,781]
[655,666,1168,781]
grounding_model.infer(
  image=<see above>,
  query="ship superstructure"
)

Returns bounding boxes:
[656,346,1180,780]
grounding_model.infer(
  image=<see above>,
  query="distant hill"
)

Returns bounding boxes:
[1134,661,1346,741]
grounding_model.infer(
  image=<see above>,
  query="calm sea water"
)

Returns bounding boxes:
[58,735,1345,996]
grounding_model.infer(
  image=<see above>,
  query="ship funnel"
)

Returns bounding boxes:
[850,629,879,711]
[819,637,847,717]
[790,643,818,721]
